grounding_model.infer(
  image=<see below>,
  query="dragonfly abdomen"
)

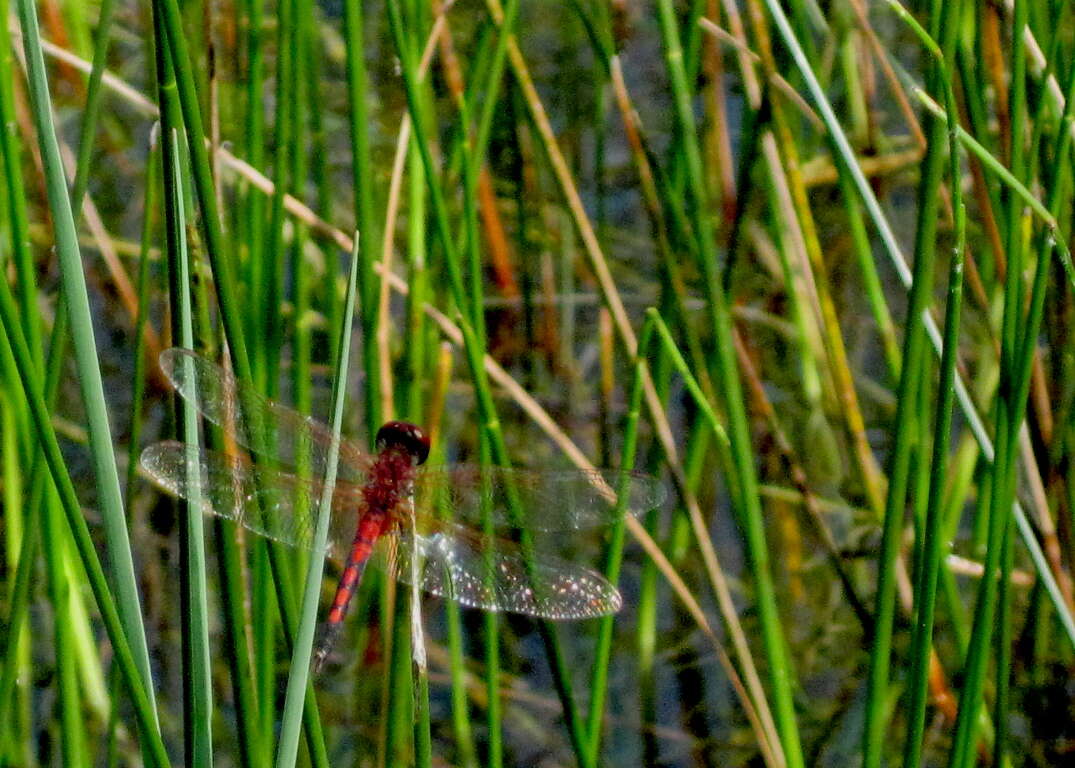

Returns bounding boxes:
[326,517,382,624]
[313,515,383,670]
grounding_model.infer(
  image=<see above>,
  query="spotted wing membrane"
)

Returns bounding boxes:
[140,441,366,556]
[375,517,623,619]
[160,348,373,486]
[412,464,665,532]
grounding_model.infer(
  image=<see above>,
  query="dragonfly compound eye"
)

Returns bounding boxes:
[375,421,431,465]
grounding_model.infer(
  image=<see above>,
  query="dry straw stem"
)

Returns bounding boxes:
[696,16,823,131]
[745,0,888,519]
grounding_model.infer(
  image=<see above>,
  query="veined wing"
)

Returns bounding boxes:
[411,464,666,532]
[160,348,373,484]
[140,441,366,556]
[374,517,623,619]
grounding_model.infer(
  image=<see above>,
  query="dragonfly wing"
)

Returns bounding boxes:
[374,518,622,619]
[160,348,372,484]
[412,465,666,531]
[140,441,364,555]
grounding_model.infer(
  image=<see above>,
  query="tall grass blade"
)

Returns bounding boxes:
[275,235,362,768]
[13,0,157,722]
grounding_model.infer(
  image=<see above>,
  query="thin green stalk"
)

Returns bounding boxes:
[408,8,434,766]
[69,0,118,211]
[469,0,519,185]
[444,599,477,767]
[903,196,967,768]
[655,3,804,766]
[262,0,296,393]
[946,413,1014,768]
[250,538,275,760]
[0,4,38,753]
[404,114,430,422]
[584,315,654,762]
[41,476,87,767]
[124,142,159,510]
[0,0,37,360]
[0,216,170,768]
[14,0,158,725]
[411,601,432,768]
[163,127,214,766]
[833,164,901,380]
[449,33,510,767]
[342,0,382,431]
[990,4,1030,763]
[993,508,1014,768]
[646,311,730,459]
[859,2,959,762]
[636,501,660,766]
[0,396,33,766]
[479,437,502,768]
[0,288,69,749]
[289,0,312,420]
[385,582,414,764]
[948,137,1058,768]
[241,0,266,348]
[152,0,250,378]
[274,236,362,768]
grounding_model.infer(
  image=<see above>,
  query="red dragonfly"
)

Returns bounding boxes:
[140,349,664,667]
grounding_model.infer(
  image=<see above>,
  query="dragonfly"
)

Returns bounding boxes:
[140,349,665,668]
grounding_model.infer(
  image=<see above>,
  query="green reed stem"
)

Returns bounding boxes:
[69,0,117,211]
[946,20,1061,768]
[152,0,250,378]
[902,102,966,767]
[0,284,70,745]
[261,0,295,393]
[124,141,158,510]
[0,224,169,768]
[584,315,653,762]
[0,0,37,359]
[0,396,31,764]
[991,3,1030,763]
[241,0,265,346]
[342,0,381,431]
[469,0,519,185]
[858,1,959,763]
[274,236,362,768]
[14,0,159,726]
[42,466,86,766]
[163,127,214,765]
[656,3,804,765]
[289,0,312,421]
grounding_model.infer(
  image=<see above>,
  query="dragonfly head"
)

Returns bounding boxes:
[376,421,430,465]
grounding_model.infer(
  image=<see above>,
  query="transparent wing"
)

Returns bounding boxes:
[140,441,366,556]
[412,464,666,531]
[160,348,373,484]
[374,517,623,619]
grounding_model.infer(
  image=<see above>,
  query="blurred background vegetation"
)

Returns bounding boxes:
[1,0,1074,765]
